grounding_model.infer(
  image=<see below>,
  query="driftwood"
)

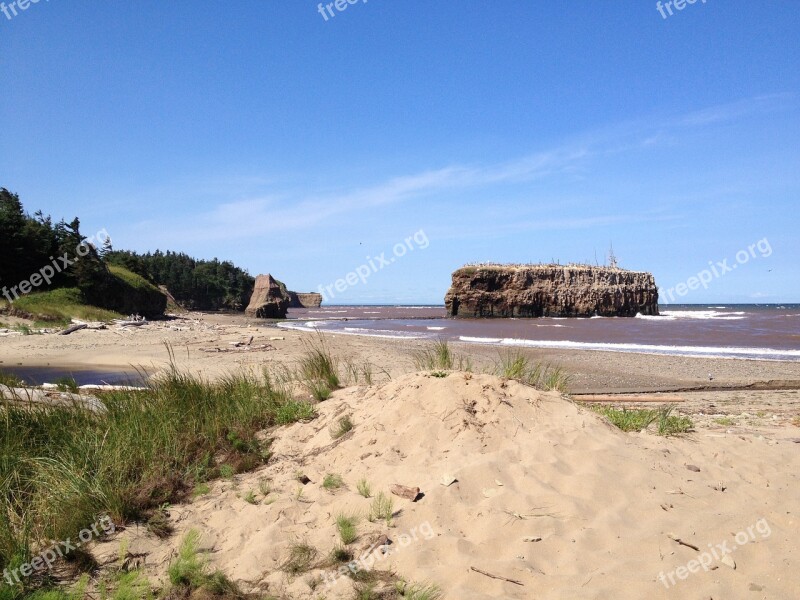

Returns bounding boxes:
[390,484,421,501]
[114,320,148,327]
[0,385,106,413]
[668,534,700,552]
[199,344,274,353]
[59,323,88,336]
[574,394,685,403]
[469,566,524,586]
[71,319,107,330]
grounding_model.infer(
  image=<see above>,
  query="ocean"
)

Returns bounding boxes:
[280,304,800,362]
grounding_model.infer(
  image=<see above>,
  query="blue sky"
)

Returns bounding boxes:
[2,1,798,304]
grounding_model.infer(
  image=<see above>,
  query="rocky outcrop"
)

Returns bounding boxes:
[445,264,659,318]
[245,274,290,319]
[288,292,323,308]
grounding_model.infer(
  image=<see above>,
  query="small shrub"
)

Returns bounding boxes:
[258,478,272,496]
[430,371,448,378]
[335,513,359,545]
[244,490,258,505]
[219,464,236,479]
[368,492,394,526]
[323,473,344,491]
[715,416,735,426]
[330,415,354,439]
[357,478,372,498]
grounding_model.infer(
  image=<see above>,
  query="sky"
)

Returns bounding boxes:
[1,0,798,304]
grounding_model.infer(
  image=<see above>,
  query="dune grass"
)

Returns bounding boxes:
[0,363,318,599]
[411,339,472,372]
[298,335,340,390]
[590,404,693,435]
[330,415,354,440]
[495,349,571,392]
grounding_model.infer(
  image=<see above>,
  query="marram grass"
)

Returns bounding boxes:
[0,364,315,599]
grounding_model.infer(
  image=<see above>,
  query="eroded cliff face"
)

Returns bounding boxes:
[444,265,659,318]
[245,274,290,319]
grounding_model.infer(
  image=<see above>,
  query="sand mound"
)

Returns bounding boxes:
[96,372,799,599]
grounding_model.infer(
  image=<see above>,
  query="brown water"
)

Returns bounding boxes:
[283,304,800,362]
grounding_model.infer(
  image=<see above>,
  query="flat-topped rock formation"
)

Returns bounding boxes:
[288,292,323,308]
[445,264,659,318]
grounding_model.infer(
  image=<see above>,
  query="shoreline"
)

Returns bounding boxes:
[1,311,799,393]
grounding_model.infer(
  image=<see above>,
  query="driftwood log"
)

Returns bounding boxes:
[0,385,106,413]
[59,323,88,335]
[390,484,421,501]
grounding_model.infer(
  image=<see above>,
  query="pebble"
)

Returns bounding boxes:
[522,536,542,542]
[721,554,736,569]
[686,464,701,472]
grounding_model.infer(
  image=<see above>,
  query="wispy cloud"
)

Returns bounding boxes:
[124,94,793,247]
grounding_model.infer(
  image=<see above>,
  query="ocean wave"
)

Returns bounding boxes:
[640,310,746,321]
[340,327,429,339]
[457,336,800,361]
[427,326,446,331]
[277,321,330,331]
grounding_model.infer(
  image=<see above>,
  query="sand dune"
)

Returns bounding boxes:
[94,372,800,599]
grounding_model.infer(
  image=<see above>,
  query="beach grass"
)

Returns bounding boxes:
[357,478,372,498]
[411,339,472,372]
[322,473,345,491]
[298,335,340,391]
[0,364,318,598]
[495,349,571,392]
[281,542,317,576]
[330,415,354,440]
[590,405,693,435]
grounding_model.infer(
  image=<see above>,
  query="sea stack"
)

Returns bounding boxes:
[444,264,659,318]
[245,274,291,319]
[288,292,323,308]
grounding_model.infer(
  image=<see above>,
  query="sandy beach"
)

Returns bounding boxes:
[3,312,800,598]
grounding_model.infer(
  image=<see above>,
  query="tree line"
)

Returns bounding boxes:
[0,188,254,312]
